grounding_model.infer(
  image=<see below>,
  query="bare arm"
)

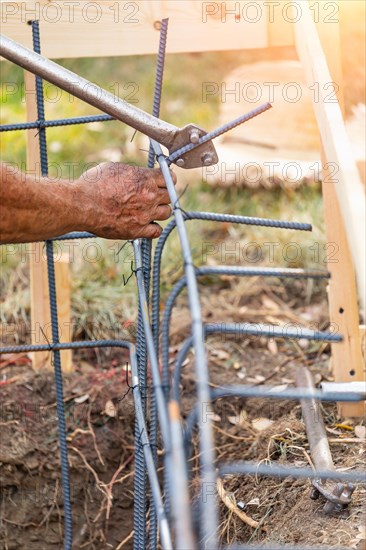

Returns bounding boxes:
[0,162,175,244]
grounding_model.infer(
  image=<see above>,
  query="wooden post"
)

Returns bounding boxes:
[295,1,365,417]
[317,7,365,418]
[25,70,73,372]
[322,161,365,417]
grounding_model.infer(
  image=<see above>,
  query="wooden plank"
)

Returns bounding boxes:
[360,325,366,365]
[322,159,364,417]
[294,0,366,315]
[266,0,294,47]
[317,8,365,417]
[24,70,72,372]
[55,253,73,373]
[294,1,365,417]
[357,161,366,186]
[0,1,271,58]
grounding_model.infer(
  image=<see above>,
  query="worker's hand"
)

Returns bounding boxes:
[77,162,177,239]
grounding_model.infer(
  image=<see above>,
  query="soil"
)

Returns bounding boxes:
[0,280,365,549]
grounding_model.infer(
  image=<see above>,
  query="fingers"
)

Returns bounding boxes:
[140,222,162,239]
[154,204,173,221]
[170,170,177,185]
[151,168,177,189]
[157,189,171,204]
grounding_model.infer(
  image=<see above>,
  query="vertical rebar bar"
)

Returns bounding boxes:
[133,19,169,549]
[148,18,169,550]
[151,140,218,550]
[31,20,73,550]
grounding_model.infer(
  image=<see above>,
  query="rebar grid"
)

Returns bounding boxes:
[1,20,365,550]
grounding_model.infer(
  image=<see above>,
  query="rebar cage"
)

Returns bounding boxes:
[0,19,365,550]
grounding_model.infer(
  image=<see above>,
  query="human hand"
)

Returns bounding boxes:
[77,162,177,239]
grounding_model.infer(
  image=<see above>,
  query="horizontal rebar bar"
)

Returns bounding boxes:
[183,385,364,455]
[0,339,133,354]
[210,384,364,402]
[205,323,342,341]
[182,211,312,230]
[219,462,366,483]
[50,231,95,241]
[196,266,329,278]
[0,114,114,132]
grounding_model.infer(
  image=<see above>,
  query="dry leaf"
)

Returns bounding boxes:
[252,417,274,431]
[233,361,241,370]
[261,296,279,311]
[298,338,310,349]
[74,394,89,404]
[281,377,294,384]
[355,425,366,439]
[211,414,221,422]
[269,384,288,393]
[326,427,341,435]
[246,497,260,506]
[104,400,117,417]
[228,410,247,426]
[211,349,230,360]
[267,340,278,355]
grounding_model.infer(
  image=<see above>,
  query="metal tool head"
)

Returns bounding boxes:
[169,124,218,169]
[312,479,355,514]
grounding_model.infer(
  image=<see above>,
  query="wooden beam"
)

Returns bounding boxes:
[0,1,279,59]
[294,1,365,417]
[25,70,72,372]
[294,0,365,315]
[322,160,364,417]
[266,0,294,47]
[55,253,73,373]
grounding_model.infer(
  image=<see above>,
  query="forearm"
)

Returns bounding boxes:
[0,163,87,244]
[1,161,175,243]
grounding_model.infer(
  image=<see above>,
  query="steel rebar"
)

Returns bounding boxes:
[151,139,219,549]
[147,18,169,549]
[31,21,72,549]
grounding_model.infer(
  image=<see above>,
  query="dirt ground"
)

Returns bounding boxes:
[0,279,365,549]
